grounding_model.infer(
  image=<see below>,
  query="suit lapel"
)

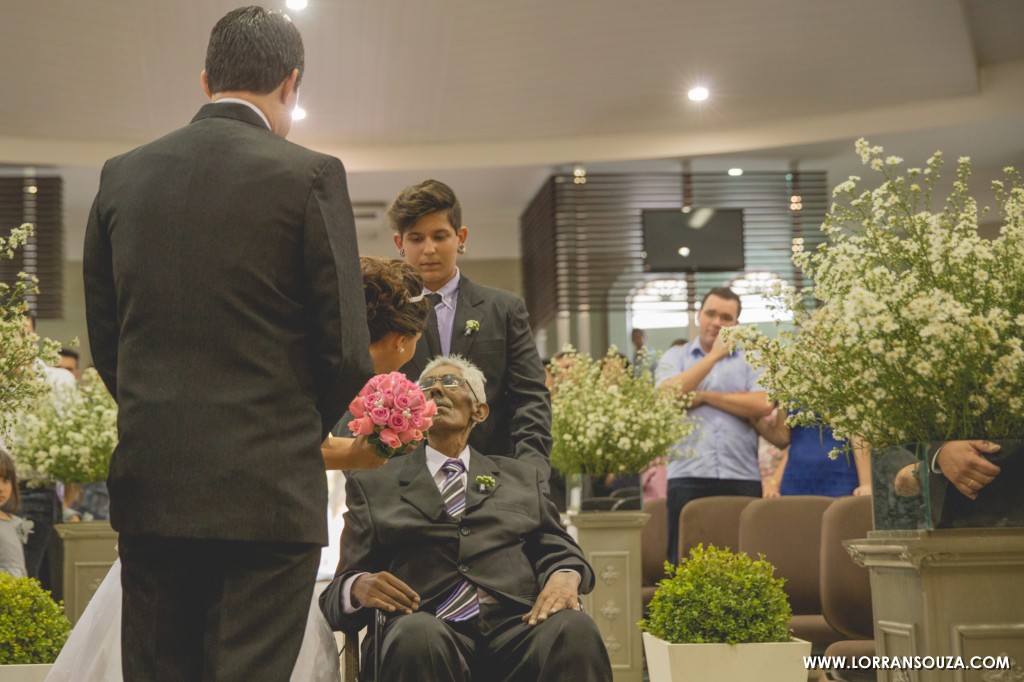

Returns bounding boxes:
[398,445,446,522]
[449,277,484,358]
[464,447,500,514]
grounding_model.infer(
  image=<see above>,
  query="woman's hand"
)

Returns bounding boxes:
[321,434,388,471]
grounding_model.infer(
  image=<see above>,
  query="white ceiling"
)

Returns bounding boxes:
[3,0,1024,261]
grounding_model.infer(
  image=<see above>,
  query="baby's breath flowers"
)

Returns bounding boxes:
[550,346,693,476]
[728,140,1024,455]
[12,369,118,484]
[0,223,60,442]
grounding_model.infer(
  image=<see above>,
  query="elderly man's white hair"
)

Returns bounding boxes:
[420,355,487,405]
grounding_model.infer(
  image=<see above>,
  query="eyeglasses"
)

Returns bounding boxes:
[417,374,479,401]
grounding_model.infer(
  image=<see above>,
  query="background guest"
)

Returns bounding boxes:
[0,446,31,578]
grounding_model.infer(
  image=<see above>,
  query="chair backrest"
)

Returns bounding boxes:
[641,497,668,588]
[820,495,874,639]
[738,496,834,615]
[678,495,758,562]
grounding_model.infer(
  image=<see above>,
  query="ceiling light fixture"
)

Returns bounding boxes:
[687,86,709,102]
[286,0,308,9]
[292,106,307,121]
[728,168,743,177]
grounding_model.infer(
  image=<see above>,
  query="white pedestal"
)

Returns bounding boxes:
[54,522,118,626]
[846,529,1024,682]
[569,510,649,682]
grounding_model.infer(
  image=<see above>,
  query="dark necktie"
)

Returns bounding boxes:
[434,459,479,622]
[426,292,442,308]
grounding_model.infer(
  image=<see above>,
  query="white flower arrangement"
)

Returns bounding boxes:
[550,346,694,476]
[728,140,1024,454]
[464,320,480,336]
[0,223,61,443]
[12,368,118,484]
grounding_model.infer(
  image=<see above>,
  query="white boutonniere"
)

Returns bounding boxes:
[475,475,495,493]
[464,320,480,336]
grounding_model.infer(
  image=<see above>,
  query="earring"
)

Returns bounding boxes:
[458,244,466,254]
[399,249,405,257]
[399,347,406,353]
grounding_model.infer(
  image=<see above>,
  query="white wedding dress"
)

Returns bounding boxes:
[45,558,342,682]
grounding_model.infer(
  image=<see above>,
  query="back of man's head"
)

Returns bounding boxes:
[205,6,305,95]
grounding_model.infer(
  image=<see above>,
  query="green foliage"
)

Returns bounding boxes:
[0,573,70,664]
[638,544,793,645]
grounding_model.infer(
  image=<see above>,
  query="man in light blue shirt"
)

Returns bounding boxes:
[655,287,772,563]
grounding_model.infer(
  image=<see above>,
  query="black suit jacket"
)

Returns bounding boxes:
[320,444,593,634]
[83,103,374,544]
[399,276,552,479]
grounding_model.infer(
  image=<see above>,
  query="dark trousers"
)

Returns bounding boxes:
[373,606,612,682]
[17,486,61,585]
[666,477,762,564]
[119,535,321,682]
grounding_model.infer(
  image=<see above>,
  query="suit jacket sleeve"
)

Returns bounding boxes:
[320,474,377,633]
[504,297,553,480]
[303,158,375,439]
[526,467,595,593]
[83,176,119,400]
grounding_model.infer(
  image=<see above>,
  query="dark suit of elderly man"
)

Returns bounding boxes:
[320,356,611,682]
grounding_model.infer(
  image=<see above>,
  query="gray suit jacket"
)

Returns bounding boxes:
[320,444,592,634]
[84,103,374,544]
[399,276,552,480]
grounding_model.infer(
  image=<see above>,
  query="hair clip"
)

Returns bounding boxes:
[407,293,425,303]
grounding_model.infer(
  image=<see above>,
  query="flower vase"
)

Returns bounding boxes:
[871,440,1024,531]
[565,472,642,513]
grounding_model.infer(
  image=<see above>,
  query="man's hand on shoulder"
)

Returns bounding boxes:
[523,571,581,626]
[352,572,420,615]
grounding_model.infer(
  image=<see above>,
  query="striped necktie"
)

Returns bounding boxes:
[435,458,479,622]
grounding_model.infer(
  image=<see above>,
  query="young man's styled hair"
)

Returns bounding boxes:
[700,286,742,317]
[388,180,462,235]
[204,6,305,94]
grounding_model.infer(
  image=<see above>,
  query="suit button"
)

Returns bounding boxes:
[459,564,469,573]
[460,527,471,536]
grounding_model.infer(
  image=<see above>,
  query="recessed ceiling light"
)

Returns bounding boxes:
[728,168,743,177]
[677,247,691,257]
[286,0,308,9]
[688,86,709,102]
[292,106,307,121]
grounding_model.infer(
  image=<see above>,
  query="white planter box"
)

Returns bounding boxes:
[642,633,811,682]
[0,664,53,682]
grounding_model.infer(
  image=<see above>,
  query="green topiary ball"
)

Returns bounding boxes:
[0,574,71,664]
[638,544,793,645]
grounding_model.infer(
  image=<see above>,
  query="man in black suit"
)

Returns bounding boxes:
[389,180,552,482]
[320,356,611,682]
[83,7,374,680]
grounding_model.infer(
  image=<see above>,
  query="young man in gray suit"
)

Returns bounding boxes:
[83,7,373,680]
[320,356,611,682]
[390,180,552,483]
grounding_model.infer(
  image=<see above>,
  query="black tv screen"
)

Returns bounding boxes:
[641,208,745,272]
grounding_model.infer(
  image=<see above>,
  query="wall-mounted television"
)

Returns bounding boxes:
[641,208,745,272]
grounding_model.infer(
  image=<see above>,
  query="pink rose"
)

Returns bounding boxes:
[388,413,410,433]
[369,407,390,426]
[411,429,424,442]
[349,396,366,418]
[410,413,423,429]
[394,394,412,410]
[397,428,416,445]
[407,392,424,409]
[379,428,401,449]
[378,391,394,409]
[348,416,375,436]
[421,400,438,419]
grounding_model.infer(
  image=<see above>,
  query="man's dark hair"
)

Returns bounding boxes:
[700,286,742,317]
[205,6,305,95]
[388,180,462,235]
[59,348,80,361]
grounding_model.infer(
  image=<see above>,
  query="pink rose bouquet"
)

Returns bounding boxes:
[347,372,436,459]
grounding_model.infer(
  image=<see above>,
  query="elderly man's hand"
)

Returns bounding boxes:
[523,571,581,626]
[937,440,1001,500]
[352,572,420,615]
